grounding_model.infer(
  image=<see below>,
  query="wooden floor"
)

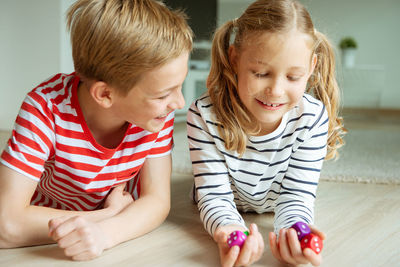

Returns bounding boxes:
[1,108,400,266]
[1,173,399,267]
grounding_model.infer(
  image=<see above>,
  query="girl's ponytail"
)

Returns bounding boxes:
[207,20,258,155]
[308,31,346,160]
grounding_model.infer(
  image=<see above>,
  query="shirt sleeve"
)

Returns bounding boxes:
[147,112,175,158]
[0,91,55,181]
[274,105,328,234]
[187,100,246,236]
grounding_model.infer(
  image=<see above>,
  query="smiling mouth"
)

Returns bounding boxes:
[263,102,280,107]
[156,111,172,120]
[156,115,167,120]
[257,100,284,109]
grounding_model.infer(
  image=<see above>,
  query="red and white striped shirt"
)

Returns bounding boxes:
[1,73,174,211]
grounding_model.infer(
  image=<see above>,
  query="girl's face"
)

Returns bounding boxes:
[112,52,189,133]
[230,30,316,135]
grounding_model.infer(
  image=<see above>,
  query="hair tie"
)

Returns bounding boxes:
[232,18,238,27]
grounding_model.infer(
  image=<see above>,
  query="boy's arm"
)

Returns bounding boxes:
[97,154,172,248]
[45,154,171,261]
[0,163,128,248]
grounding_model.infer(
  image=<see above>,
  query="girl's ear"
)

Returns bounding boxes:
[89,81,114,109]
[228,45,238,74]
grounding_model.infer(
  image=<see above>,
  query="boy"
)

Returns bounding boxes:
[0,0,192,261]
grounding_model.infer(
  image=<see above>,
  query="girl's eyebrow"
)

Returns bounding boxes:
[253,60,306,72]
[253,59,269,65]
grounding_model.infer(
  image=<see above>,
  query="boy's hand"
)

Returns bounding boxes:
[103,183,134,214]
[269,225,326,266]
[214,223,264,267]
[48,216,111,261]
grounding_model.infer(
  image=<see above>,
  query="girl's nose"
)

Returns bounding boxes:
[266,77,284,98]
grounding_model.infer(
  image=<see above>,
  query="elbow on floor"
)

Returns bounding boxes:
[0,218,23,248]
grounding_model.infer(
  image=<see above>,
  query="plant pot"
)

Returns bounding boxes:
[341,48,356,68]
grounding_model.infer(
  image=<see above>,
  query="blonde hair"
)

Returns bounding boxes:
[67,0,193,94]
[207,0,345,160]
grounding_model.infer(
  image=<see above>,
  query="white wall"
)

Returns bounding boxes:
[218,0,400,109]
[0,0,74,131]
[301,0,400,109]
[1,0,399,131]
[60,0,75,73]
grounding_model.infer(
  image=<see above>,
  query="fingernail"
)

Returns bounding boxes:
[232,245,240,255]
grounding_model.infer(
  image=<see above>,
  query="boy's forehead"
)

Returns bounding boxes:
[133,53,189,95]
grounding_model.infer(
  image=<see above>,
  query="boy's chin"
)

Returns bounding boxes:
[145,120,166,133]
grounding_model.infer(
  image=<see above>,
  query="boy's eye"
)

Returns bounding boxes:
[158,94,169,100]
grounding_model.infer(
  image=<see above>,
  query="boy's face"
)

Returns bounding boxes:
[112,52,189,133]
[230,30,316,135]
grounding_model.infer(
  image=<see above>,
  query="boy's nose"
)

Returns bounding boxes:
[171,90,185,110]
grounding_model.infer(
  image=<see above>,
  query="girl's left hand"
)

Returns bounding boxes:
[268,225,326,266]
[48,216,111,261]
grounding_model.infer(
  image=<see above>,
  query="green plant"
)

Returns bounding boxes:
[339,37,357,49]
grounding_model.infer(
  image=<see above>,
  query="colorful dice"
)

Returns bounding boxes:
[291,222,323,254]
[300,233,323,254]
[291,221,311,240]
[227,230,248,248]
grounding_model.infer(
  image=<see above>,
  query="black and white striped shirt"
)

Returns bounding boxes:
[186,93,328,236]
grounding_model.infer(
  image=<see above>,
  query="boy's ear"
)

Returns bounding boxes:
[89,81,114,109]
[228,45,238,74]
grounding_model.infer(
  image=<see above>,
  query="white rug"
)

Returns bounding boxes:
[172,123,400,185]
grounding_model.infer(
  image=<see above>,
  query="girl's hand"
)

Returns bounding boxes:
[48,216,111,261]
[269,225,326,266]
[214,223,264,267]
[103,183,134,215]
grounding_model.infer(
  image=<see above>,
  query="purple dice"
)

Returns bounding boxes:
[291,221,311,241]
[227,230,248,248]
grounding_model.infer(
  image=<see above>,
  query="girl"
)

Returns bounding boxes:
[186,0,345,266]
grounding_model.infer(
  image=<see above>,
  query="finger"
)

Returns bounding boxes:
[236,235,255,265]
[254,229,265,260]
[72,251,99,261]
[222,245,240,267]
[248,224,264,261]
[268,232,283,263]
[113,182,126,192]
[303,248,322,266]
[62,237,88,257]
[278,229,296,265]
[215,228,228,244]
[51,216,86,241]
[57,228,82,249]
[309,225,326,240]
[68,242,101,261]
[249,223,258,235]
[287,228,308,265]
[48,216,70,237]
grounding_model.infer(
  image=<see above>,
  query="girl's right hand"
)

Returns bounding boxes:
[214,223,265,267]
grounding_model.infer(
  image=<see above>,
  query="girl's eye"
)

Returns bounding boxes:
[288,76,301,81]
[254,72,269,78]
